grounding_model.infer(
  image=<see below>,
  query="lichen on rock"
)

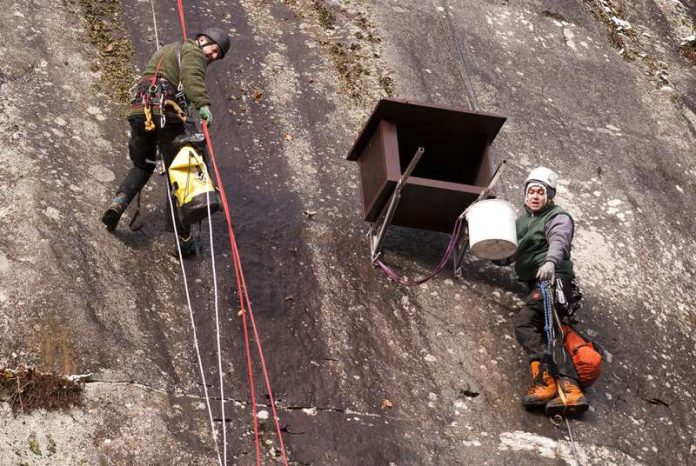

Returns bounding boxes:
[74,0,135,106]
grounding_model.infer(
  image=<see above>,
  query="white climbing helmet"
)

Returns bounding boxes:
[525,167,557,189]
[525,166,558,199]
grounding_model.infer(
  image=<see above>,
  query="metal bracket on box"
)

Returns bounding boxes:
[369,147,425,262]
[452,226,470,279]
[369,151,507,281]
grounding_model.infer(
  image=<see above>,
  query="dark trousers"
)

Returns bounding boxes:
[515,285,580,381]
[116,115,190,236]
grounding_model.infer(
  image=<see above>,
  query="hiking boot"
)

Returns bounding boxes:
[522,360,557,409]
[545,378,589,417]
[101,193,130,232]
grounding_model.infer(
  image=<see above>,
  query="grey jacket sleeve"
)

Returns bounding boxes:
[545,213,574,265]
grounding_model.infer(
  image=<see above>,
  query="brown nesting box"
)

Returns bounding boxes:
[347,98,507,233]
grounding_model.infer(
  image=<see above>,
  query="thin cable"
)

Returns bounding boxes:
[431,0,480,110]
[167,188,223,466]
[565,418,581,466]
[149,0,160,50]
[206,188,228,466]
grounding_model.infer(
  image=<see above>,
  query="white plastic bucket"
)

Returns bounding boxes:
[465,199,517,260]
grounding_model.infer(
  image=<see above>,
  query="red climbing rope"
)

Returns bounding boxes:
[203,123,262,463]
[176,0,188,40]
[203,118,289,465]
[172,1,288,463]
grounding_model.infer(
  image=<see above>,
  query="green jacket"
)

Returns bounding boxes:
[514,203,575,282]
[128,39,211,118]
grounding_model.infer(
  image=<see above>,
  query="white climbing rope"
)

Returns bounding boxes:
[148,3,228,461]
[167,186,224,466]
[149,0,161,51]
[206,187,229,465]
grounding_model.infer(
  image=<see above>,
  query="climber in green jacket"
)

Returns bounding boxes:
[496,167,589,416]
[101,27,230,256]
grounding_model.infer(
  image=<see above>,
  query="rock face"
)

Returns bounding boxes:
[1,0,694,464]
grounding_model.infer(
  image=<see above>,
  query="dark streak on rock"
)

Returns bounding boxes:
[540,10,566,22]
[645,397,670,408]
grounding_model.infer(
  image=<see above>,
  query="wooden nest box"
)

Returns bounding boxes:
[347,98,507,233]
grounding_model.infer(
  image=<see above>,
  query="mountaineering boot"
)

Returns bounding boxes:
[545,378,589,417]
[522,360,557,409]
[101,192,130,232]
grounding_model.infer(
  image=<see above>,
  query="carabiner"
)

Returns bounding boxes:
[159,93,166,128]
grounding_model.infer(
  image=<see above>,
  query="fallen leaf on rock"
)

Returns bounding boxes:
[283,132,293,141]
[382,399,393,409]
[252,89,264,102]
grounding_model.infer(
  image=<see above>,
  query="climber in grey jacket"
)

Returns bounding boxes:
[497,167,589,416]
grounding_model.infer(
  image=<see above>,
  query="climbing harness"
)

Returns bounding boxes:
[134,78,186,131]
[141,55,166,132]
[132,43,189,133]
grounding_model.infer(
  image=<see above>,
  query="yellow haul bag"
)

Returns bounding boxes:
[168,145,220,227]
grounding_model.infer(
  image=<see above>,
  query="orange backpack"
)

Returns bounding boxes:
[562,325,602,387]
